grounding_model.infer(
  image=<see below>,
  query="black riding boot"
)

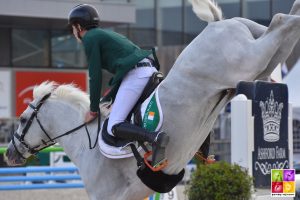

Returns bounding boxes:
[112,122,169,167]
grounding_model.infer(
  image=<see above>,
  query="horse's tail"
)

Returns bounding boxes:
[188,0,223,22]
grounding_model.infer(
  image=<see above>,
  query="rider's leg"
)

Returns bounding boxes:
[107,62,157,135]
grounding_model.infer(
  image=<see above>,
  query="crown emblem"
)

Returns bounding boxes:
[259,90,283,142]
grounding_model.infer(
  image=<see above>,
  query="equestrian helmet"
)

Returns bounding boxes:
[68,4,100,30]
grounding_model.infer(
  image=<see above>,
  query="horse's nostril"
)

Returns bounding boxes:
[6,144,16,158]
[5,148,11,158]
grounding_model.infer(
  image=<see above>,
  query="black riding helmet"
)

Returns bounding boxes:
[68,4,100,30]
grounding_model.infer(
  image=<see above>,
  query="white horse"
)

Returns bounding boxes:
[5,0,300,199]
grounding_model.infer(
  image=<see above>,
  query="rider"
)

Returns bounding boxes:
[68,4,169,166]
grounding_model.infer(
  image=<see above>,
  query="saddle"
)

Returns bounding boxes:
[99,72,185,193]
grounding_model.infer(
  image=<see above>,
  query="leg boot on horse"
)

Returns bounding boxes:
[112,122,170,167]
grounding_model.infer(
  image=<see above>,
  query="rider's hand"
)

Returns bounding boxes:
[85,111,97,123]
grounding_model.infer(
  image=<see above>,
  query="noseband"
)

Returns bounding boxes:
[12,93,99,159]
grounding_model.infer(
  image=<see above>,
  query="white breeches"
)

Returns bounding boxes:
[107,59,157,136]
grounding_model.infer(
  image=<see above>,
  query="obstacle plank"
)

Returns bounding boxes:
[0,174,81,182]
[0,183,84,190]
[0,166,78,174]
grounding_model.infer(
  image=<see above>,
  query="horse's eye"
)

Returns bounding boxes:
[20,117,27,124]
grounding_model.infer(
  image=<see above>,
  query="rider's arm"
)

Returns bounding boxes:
[83,37,102,113]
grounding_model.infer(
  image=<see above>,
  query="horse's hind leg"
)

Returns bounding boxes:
[235,1,300,41]
[233,17,267,39]
[251,13,300,80]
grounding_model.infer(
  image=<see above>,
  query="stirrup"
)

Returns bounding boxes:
[144,151,168,172]
[145,132,169,171]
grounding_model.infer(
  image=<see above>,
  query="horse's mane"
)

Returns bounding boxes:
[33,81,90,115]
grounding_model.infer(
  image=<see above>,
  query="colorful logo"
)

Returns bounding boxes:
[271,169,295,197]
[148,111,155,121]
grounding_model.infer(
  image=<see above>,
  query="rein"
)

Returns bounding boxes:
[12,93,101,159]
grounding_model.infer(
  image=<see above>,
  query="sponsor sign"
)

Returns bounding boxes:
[0,70,12,118]
[236,81,289,187]
[15,71,87,116]
[252,82,289,187]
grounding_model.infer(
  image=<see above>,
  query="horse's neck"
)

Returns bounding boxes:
[58,125,98,169]
[48,101,99,169]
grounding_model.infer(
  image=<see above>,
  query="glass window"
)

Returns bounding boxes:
[272,0,294,15]
[101,0,129,2]
[218,0,240,18]
[51,31,86,68]
[184,1,207,44]
[12,29,49,67]
[0,28,11,66]
[184,0,240,44]
[158,0,183,45]
[131,0,155,29]
[245,0,270,25]
[129,0,156,47]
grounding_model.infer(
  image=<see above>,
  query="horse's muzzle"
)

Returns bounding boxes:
[4,143,26,166]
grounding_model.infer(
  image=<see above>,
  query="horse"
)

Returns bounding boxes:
[5,0,300,199]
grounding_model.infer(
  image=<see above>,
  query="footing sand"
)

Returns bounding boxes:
[1,189,89,200]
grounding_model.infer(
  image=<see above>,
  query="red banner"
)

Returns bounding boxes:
[15,71,87,116]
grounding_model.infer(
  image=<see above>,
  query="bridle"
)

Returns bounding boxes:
[12,93,100,159]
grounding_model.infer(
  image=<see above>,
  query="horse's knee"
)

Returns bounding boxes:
[269,13,300,32]
[272,13,287,25]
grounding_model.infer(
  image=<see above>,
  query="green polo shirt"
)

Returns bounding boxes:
[82,28,151,112]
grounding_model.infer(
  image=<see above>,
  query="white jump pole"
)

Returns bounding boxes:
[231,94,254,176]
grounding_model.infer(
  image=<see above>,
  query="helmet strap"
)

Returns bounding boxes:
[72,25,83,42]
[76,26,82,40]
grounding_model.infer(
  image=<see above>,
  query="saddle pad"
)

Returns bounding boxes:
[99,88,164,159]
[140,88,163,132]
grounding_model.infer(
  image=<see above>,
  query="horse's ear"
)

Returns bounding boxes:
[41,93,51,102]
[35,93,52,110]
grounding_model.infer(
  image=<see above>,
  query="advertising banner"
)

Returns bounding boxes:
[15,71,87,116]
[0,70,12,118]
[252,82,289,187]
